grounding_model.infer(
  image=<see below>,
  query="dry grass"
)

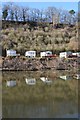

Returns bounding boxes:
[1,22,79,54]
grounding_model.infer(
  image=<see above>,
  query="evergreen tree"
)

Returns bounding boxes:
[2,9,8,20]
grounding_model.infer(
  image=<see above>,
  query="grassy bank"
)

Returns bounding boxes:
[1,21,79,56]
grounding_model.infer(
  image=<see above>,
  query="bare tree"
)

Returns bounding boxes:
[2,3,77,25]
[29,8,38,22]
[39,9,44,22]
[59,9,70,24]
[13,5,21,21]
[21,6,29,22]
[69,10,76,24]
[8,2,15,21]
[45,7,58,23]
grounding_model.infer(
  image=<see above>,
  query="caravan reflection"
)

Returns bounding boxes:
[74,74,80,80]
[6,80,16,87]
[59,76,71,80]
[25,78,36,85]
[40,77,52,84]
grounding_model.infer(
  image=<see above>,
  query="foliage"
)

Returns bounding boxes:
[1,11,78,55]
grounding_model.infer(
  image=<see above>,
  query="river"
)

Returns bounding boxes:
[2,70,79,118]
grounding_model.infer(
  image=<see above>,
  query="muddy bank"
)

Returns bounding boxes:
[0,57,79,71]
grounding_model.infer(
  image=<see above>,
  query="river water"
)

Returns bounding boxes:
[2,70,79,118]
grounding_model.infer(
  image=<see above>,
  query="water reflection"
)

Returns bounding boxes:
[59,76,71,81]
[6,80,16,87]
[2,70,78,118]
[25,78,36,85]
[74,74,80,80]
[2,101,78,118]
[40,77,52,84]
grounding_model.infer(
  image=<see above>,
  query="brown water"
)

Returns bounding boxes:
[2,70,78,118]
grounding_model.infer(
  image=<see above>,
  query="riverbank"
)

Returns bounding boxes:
[0,57,79,71]
[1,20,79,57]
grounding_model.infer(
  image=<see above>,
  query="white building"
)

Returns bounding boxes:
[59,52,72,58]
[40,51,52,58]
[25,78,36,85]
[25,51,36,58]
[7,49,16,57]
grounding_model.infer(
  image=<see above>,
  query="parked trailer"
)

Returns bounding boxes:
[7,50,16,57]
[72,52,80,57]
[59,52,72,58]
[25,51,36,58]
[40,51,52,58]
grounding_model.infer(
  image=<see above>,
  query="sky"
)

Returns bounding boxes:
[2,2,78,12]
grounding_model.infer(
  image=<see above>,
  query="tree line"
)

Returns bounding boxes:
[2,2,77,25]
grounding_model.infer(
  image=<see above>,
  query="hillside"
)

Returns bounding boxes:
[1,20,79,56]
